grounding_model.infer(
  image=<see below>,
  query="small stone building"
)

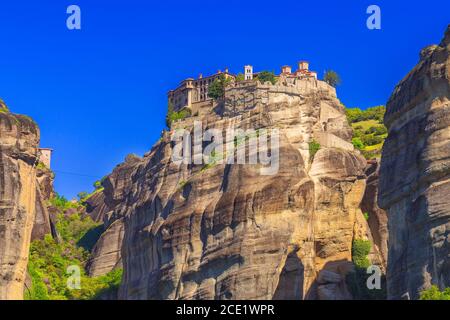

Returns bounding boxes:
[38,148,53,169]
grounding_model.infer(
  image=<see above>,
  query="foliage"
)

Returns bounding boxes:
[346,106,387,159]
[352,137,364,150]
[361,134,384,147]
[346,239,386,300]
[26,207,121,300]
[235,73,245,82]
[352,239,371,269]
[363,212,369,221]
[309,139,321,162]
[366,125,387,136]
[166,102,191,127]
[36,162,48,171]
[345,106,385,124]
[55,212,101,244]
[207,74,232,100]
[25,259,50,300]
[420,286,450,300]
[323,70,341,87]
[49,193,79,211]
[0,98,8,112]
[257,71,276,85]
[77,192,89,201]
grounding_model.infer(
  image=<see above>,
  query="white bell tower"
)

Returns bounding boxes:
[244,65,253,80]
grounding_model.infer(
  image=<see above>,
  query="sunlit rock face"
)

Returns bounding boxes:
[91,78,381,300]
[0,110,47,300]
[379,25,450,300]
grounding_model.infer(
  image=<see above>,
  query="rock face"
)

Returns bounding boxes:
[0,108,46,299]
[85,155,142,276]
[379,25,450,299]
[361,160,388,269]
[89,77,381,300]
[31,166,55,240]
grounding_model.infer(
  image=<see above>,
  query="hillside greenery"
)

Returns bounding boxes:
[165,101,192,128]
[420,286,450,300]
[0,98,8,112]
[25,193,122,300]
[256,71,277,85]
[346,106,387,159]
[309,139,321,162]
[346,239,386,300]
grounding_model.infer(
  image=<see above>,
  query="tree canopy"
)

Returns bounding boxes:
[324,70,341,87]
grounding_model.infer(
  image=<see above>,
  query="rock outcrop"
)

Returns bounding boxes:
[0,107,46,299]
[379,25,450,299]
[361,160,388,269]
[89,77,382,300]
[85,155,142,276]
[31,166,55,240]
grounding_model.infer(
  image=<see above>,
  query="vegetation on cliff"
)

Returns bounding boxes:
[256,71,277,85]
[346,106,387,159]
[308,139,321,162]
[346,239,386,300]
[420,286,450,300]
[323,70,341,87]
[25,194,122,300]
[165,102,191,127]
[208,74,233,100]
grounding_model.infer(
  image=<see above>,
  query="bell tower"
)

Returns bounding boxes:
[244,65,253,80]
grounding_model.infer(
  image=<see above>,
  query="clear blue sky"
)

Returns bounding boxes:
[0,1,448,198]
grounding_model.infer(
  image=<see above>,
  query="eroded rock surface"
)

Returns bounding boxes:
[379,25,450,299]
[0,108,44,299]
[361,160,388,269]
[88,78,381,300]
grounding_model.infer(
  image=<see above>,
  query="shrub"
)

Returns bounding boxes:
[166,106,191,128]
[26,209,120,300]
[77,192,89,201]
[346,239,386,300]
[346,106,386,124]
[366,125,387,136]
[235,73,245,82]
[352,137,365,150]
[257,71,276,85]
[309,139,321,162]
[49,193,79,211]
[420,285,450,300]
[207,74,232,101]
[361,135,384,146]
[352,239,371,269]
[0,98,9,112]
[324,70,341,87]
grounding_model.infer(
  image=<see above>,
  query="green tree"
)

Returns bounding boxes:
[0,98,9,114]
[235,73,245,82]
[257,71,276,85]
[207,74,232,101]
[420,286,450,300]
[352,239,371,269]
[352,137,365,150]
[324,70,341,87]
[77,192,89,201]
[309,139,321,162]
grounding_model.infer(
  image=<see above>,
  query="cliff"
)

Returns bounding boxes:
[379,25,450,299]
[0,105,51,299]
[90,78,383,299]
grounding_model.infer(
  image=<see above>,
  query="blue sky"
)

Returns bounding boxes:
[0,0,448,198]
